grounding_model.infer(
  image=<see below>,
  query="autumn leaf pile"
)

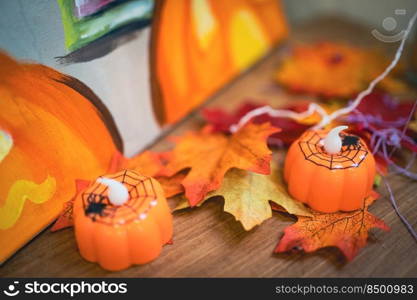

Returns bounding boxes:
[124,118,390,261]
[50,41,417,264]
[52,115,391,261]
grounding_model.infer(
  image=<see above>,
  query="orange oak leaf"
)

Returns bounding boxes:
[274,191,390,261]
[160,122,280,206]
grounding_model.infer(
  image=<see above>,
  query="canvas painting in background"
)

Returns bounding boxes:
[57,0,154,52]
[150,0,288,124]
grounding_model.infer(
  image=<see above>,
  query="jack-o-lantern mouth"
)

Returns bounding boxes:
[82,170,158,226]
[298,131,368,170]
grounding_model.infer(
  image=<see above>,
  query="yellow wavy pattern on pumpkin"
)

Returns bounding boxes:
[0,176,56,230]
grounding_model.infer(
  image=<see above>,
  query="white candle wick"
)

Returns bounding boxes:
[323,125,348,154]
[96,177,129,206]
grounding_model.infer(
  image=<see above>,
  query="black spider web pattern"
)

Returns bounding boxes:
[298,132,368,170]
[82,170,158,226]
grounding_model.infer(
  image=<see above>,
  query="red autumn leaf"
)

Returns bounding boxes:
[274,191,390,261]
[344,92,417,169]
[202,101,310,146]
[160,122,279,206]
[350,91,414,125]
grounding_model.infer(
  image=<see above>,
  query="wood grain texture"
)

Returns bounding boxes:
[1,18,416,278]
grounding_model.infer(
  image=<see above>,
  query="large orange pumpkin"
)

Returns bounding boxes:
[284,126,376,213]
[0,52,122,263]
[73,170,173,271]
[151,0,288,124]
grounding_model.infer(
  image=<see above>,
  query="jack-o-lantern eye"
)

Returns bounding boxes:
[81,170,158,226]
[298,131,368,170]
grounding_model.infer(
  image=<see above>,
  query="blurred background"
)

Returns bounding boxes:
[0,0,416,156]
[285,0,417,30]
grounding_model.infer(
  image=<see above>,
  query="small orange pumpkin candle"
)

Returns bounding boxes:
[73,170,173,271]
[284,126,376,213]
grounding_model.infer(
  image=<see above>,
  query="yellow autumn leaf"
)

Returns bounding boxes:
[175,165,311,230]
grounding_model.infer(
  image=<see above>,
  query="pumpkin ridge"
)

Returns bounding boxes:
[337,164,347,211]
[303,168,312,208]
[283,142,297,182]
[150,178,173,244]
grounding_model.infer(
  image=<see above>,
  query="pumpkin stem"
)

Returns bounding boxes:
[96,177,129,206]
[323,126,348,154]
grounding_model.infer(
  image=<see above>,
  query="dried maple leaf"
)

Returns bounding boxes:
[122,151,165,177]
[176,166,311,230]
[160,122,279,206]
[274,191,390,261]
[275,42,407,98]
[156,171,186,198]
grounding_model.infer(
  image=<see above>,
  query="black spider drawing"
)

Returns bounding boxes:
[342,135,361,150]
[84,194,108,221]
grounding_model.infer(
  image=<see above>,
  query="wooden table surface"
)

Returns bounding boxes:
[2,18,417,278]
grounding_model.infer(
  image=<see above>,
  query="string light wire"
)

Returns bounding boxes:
[231,10,417,132]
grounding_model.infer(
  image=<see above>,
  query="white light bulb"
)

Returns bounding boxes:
[323,125,348,155]
[96,177,129,206]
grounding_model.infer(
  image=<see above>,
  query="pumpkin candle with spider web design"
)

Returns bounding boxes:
[73,170,173,271]
[284,126,376,213]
